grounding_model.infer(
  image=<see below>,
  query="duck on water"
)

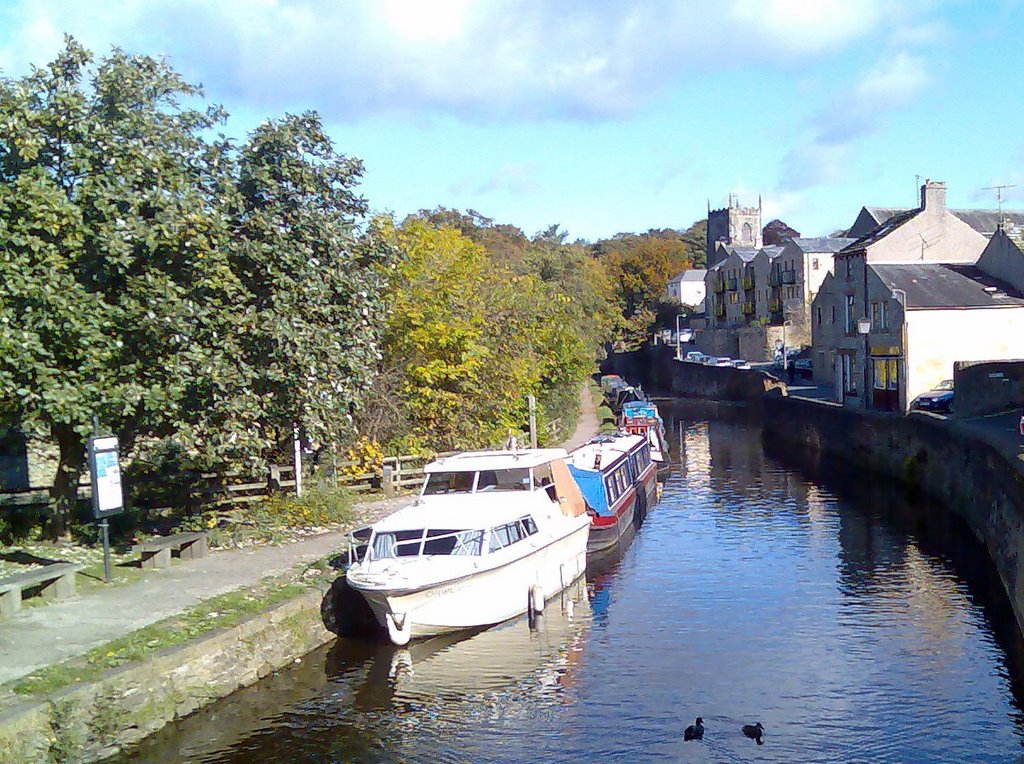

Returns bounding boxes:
[742,722,765,744]
[683,717,704,741]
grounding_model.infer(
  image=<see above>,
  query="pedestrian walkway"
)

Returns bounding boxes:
[0,386,600,688]
[0,499,402,686]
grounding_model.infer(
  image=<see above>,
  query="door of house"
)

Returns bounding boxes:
[871,358,899,411]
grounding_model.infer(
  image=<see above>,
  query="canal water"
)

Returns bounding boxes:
[119,402,1024,763]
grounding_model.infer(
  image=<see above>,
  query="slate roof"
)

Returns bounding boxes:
[842,209,921,253]
[679,269,707,282]
[871,263,1024,309]
[792,237,856,253]
[860,205,1024,236]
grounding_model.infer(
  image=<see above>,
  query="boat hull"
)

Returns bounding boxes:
[350,519,590,645]
[587,468,657,554]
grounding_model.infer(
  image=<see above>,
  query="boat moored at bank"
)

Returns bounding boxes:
[345,448,591,646]
[618,400,670,473]
[567,433,658,556]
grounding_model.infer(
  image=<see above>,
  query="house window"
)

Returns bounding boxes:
[845,257,853,279]
[830,305,835,324]
[871,301,889,332]
[816,306,822,326]
[845,294,855,334]
[729,293,738,304]
[812,258,819,271]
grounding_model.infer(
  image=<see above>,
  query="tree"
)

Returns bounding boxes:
[0,40,390,536]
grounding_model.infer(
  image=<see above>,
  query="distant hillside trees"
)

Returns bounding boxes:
[0,39,391,536]
[593,221,705,348]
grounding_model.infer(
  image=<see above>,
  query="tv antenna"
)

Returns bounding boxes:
[982,184,1016,219]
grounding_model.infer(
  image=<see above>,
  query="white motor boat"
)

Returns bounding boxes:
[346,448,591,645]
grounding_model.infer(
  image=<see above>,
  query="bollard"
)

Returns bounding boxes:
[383,465,395,497]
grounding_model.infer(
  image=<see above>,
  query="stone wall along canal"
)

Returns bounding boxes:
[117,401,1024,763]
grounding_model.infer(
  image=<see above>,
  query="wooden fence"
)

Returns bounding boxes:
[0,452,441,516]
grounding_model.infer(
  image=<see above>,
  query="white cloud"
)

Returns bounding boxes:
[0,0,901,122]
[730,0,882,55]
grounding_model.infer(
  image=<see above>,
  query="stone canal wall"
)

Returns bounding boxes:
[0,587,335,763]
[602,345,785,402]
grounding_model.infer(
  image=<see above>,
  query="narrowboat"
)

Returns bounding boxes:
[618,400,669,473]
[346,448,591,645]
[566,433,658,555]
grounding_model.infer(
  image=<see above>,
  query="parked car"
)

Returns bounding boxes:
[729,359,752,369]
[677,328,695,344]
[684,351,705,363]
[712,357,733,367]
[910,379,955,413]
[793,358,813,378]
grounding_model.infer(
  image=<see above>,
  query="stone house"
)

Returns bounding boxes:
[811,180,1023,411]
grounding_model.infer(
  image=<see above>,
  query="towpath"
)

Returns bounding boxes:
[0,386,600,688]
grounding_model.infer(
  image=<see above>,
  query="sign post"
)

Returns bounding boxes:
[87,419,124,583]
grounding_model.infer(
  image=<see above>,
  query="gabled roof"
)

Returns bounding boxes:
[856,205,1024,237]
[720,244,760,262]
[792,237,856,253]
[669,268,707,283]
[871,263,1024,309]
[841,208,921,253]
[950,209,1024,234]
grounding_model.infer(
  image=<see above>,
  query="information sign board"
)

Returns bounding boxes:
[88,435,124,518]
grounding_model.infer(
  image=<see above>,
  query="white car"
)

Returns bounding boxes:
[729,359,752,369]
[712,357,733,366]
[684,351,705,363]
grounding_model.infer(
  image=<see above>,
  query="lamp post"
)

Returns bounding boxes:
[675,313,685,360]
[891,288,908,411]
[857,316,872,408]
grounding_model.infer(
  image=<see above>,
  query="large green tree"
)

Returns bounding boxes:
[0,40,389,535]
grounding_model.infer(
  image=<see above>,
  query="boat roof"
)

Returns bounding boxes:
[372,493,543,531]
[567,433,646,472]
[424,448,569,473]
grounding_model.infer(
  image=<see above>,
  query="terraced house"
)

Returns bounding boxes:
[812,180,1024,411]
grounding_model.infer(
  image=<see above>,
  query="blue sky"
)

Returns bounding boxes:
[1,0,1022,241]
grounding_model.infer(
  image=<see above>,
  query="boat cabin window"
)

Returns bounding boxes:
[371,528,484,558]
[372,529,426,558]
[476,468,532,492]
[423,471,475,495]
[488,515,538,553]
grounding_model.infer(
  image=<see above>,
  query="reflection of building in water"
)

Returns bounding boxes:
[679,422,711,489]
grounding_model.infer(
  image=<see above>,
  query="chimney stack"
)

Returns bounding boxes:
[920,180,947,212]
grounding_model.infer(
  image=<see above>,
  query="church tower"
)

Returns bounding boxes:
[706,194,762,267]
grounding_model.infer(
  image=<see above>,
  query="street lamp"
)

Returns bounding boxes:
[857,316,871,406]
[675,313,686,360]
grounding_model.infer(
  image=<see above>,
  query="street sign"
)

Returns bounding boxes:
[88,434,124,518]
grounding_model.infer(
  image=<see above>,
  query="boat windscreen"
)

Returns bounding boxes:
[372,529,483,558]
[476,468,532,491]
[423,471,475,495]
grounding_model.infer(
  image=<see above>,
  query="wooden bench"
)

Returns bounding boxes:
[131,531,208,569]
[0,563,86,618]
